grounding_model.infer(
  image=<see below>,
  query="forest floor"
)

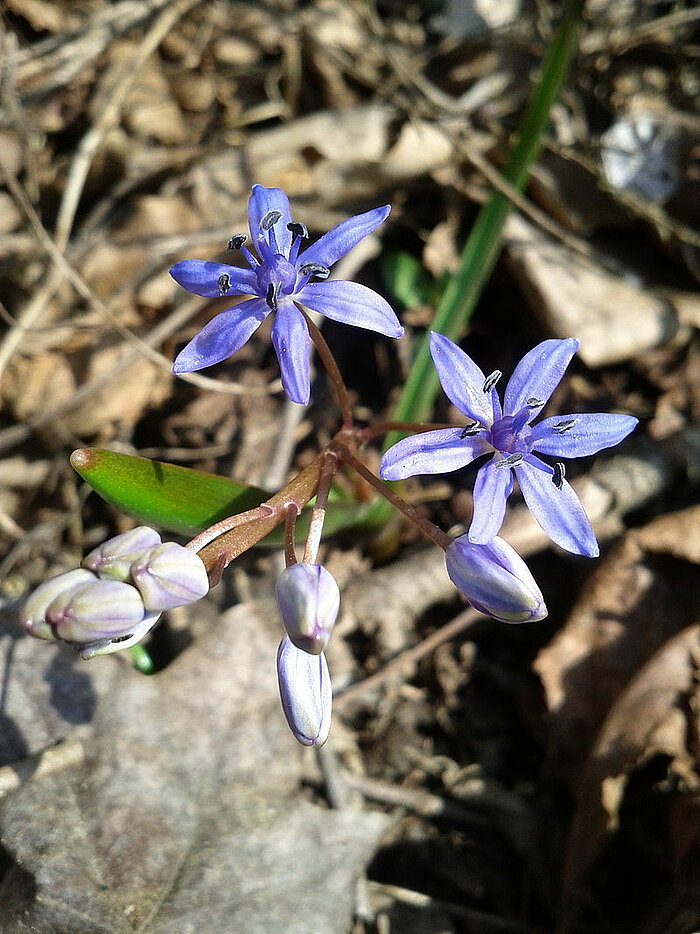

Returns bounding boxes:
[0,1,699,932]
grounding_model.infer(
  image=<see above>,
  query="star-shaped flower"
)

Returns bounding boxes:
[169,185,403,404]
[380,332,639,557]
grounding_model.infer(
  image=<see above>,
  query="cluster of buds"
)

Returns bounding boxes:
[274,563,340,747]
[19,527,209,659]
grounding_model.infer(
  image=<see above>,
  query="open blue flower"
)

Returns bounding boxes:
[170,185,403,404]
[380,332,638,557]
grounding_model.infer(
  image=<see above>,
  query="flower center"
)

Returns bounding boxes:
[490,408,533,454]
[256,254,298,304]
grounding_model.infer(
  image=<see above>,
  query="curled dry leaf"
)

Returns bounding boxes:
[535,504,700,780]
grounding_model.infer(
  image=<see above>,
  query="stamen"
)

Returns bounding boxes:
[260,210,282,231]
[218,273,231,296]
[299,262,330,280]
[482,370,502,393]
[495,452,524,468]
[553,418,578,433]
[552,462,565,489]
[110,634,133,644]
[287,221,308,239]
[227,234,246,251]
[460,421,481,438]
[526,397,545,409]
[265,282,278,311]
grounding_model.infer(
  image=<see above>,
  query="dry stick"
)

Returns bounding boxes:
[0,0,206,382]
[334,606,480,709]
[0,162,270,396]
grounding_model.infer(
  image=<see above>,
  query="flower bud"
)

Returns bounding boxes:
[130,542,209,612]
[445,535,547,623]
[276,636,332,747]
[82,527,162,581]
[274,563,340,655]
[19,568,96,641]
[45,578,148,644]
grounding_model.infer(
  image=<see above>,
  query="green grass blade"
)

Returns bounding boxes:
[385,0,585,449]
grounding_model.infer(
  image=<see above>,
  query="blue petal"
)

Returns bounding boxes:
[531,413,638,457]
[298,280,403,338]
[299,206,391,269]
[503,338,579,417]
[517,455,599,557]
[248,185,293,256]
[429,332,495,427]
[468,460,513,542]
[379,428,491,481]
[169,260,258,298]
[172,298,269,373]
[271,301,311,405]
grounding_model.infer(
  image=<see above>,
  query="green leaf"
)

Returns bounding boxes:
[71,448,384,545]
[382,252,433,309]
[71,448,268,536]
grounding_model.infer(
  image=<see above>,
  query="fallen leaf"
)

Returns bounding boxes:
[0,601,387,933]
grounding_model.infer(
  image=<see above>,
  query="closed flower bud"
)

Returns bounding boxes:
[45,578,148,644]
[445,535,547,623]
[19,568,97,641]
[130,542,209,611]
[276,636,332,747]
[275,563,340,655]
[82,527,162,581]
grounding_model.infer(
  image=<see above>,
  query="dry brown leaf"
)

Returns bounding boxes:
[0,601,388,932]
[535,505,700,781]
[561,625,700,917]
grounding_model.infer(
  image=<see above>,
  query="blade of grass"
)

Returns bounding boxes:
[386,0,585,449]
[365,0,585,530]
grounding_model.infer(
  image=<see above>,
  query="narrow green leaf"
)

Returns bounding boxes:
[71,448,268,536]
[368,0,585,528]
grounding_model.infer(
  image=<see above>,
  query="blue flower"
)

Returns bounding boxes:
[380,333,639,557]
[169,185,403,404]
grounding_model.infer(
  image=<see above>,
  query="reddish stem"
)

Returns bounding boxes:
[298,305,354,429]
[335,442,452,551]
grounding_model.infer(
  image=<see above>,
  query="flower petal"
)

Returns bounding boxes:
[248,185,293,255]
[531,413,639,457]
[517,455,599,557]
[169,260,258,298]
[271,301,311,405]
[503,338,579,417]
[299,206,391,269]
[379,428,491,481]
[429,332,495,427]
[468,460,513,542]
[298,280,403,338]
[172,298,268,373]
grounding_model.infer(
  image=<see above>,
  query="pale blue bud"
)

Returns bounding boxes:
[19,568,96,641]
[45,578,148,644]
[276,636,332,747]
[275,563,340,655]
[445,535,547,623]
[130,542,209,611]
[82,526,161,581]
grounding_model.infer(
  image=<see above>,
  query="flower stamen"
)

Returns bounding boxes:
[496,452,524,468]
[552,461,565,489]
[482,370,502,393]
[553,418,578,433]
[217,273,231,296]
[460,421,481,438]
